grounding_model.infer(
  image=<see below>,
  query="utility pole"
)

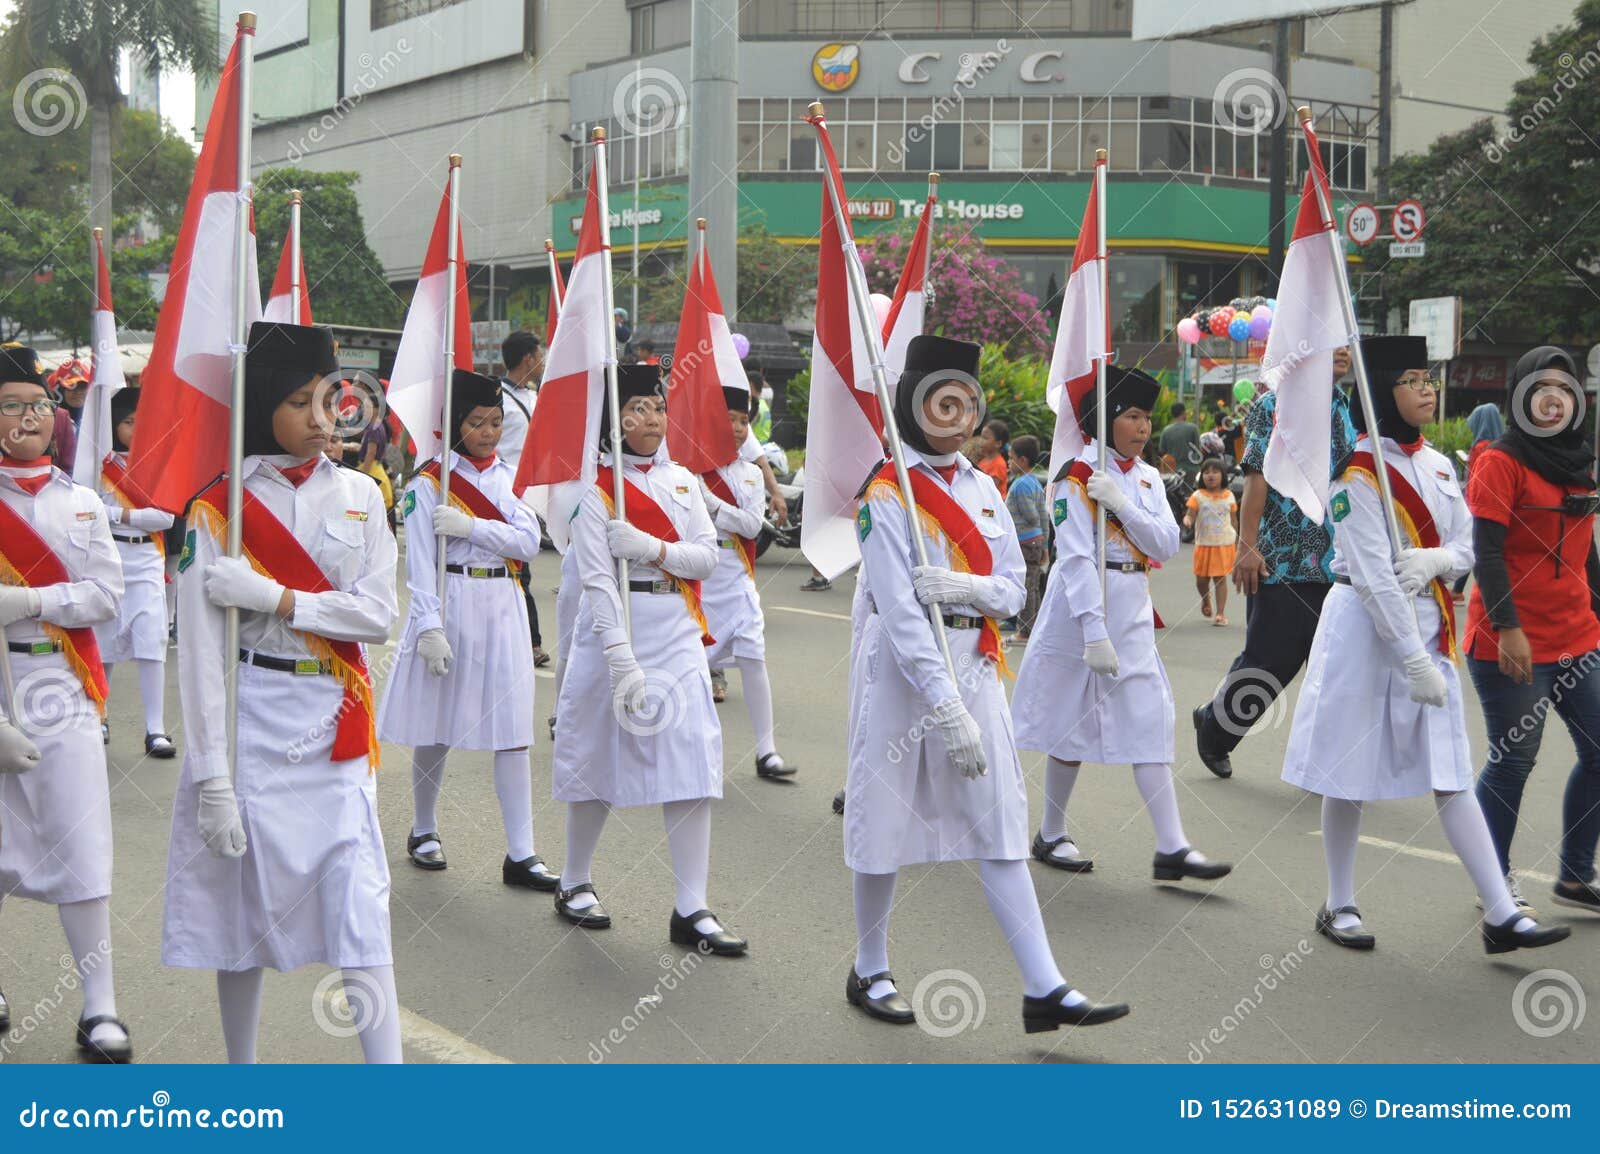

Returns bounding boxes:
[1266,18,1291,294]
[689,0,739,317]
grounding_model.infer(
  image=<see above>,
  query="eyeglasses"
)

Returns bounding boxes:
[1397,377,1442,393]
[0,398,56,417]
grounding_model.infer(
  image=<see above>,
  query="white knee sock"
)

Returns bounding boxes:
[492,748,535,861]
[1041,757,1081,842]
[561,800,610,910]
[978,859,1084,1003]
[410,744,448,852]
[1321,796,1364,930]
[1132,763,1195,858]
[216,968,264,1064]
[1436,791,1527,928]
[58,898,123,1046]
[735,656,777,759]
[853,870,898,999]
[663,798,720,932]
[342,965,403,1064]
[135,658,166,734]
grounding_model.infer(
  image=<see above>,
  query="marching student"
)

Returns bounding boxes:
[0,344,131,1062]
[700,384,795,781]
[845,335,1128,1034]
[161,321,403,1063]
[378,368,558,889]
[550,364,746,955]
[1282,335,1570,955]
[94,386,177,757]
[1012,364,1233,882]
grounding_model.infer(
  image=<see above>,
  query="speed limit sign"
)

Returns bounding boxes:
[1392,199,1425,242]
[1346,203,1380,246]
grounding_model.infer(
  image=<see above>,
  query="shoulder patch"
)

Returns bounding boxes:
[1330,490,1351,522]
[856,503,872,541]
[177,529,197,572]
[403,490,416,517]
[1052,497,1069,526]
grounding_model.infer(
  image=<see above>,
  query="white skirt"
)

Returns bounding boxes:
[1282,584,1473,800]
[702,545,765,667]
[162,660,392,971]
[0,650,112,904]
[96,539,168,664]
[844,619,1029,873]
[378,570,534,750]
[1011,567,1175,765]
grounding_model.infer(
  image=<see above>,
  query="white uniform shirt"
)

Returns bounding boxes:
[0,464,123,645]
[100,451,175,536]
[497,380,536,473]
[702,457,765,545]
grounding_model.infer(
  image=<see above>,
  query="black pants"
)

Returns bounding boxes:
[1196,581,1330,756]
[516,560,543,648]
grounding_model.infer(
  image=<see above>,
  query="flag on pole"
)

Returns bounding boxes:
[387,174,471,462]
[545,241,566,347]
[1261,130,1347,522]
[262,220,312,324]
[72,232,126,489]
[880,189,934,379]
[126,25,261,511]
[665,230,740,474]
[799,118,884,582]
[1043,169,1106,482]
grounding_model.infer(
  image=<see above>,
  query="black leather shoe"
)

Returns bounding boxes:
[555,882,611,929]
[503,854,559,891]
[0,987,10,1033]
[144,732,176,759]
[845,968,915,1024]
[406,829,446,871]
[1193,706,1233,779]
[1032,832,1094,873]
[1022,985,1130,1034]
[1153,847,1233,882]
[547,715,557,740]
[1483,914,1571,955]
[76,1015,132,1064]
[670,909,748,956]
[1315,904,1375,950]
[832,789,845,815]
[755,753,797,780]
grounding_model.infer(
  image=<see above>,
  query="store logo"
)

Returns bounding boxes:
[812,43,860,92]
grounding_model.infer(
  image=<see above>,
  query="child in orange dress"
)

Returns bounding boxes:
[1184,458,1237,625]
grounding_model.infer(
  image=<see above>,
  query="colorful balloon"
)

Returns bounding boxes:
[1248,312,1272,340]
[1227,316,1251,341]
[1176,317,1202,344]
[1233,379,1256,403]
[731,332,752,359]
[1208,309,1233,337]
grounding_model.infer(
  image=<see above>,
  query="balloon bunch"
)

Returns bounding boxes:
[1175,295,1275,345]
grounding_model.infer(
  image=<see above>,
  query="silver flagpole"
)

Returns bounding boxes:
[437,154,462,605]
[809,102,955,681]
[591,127,631,636]
[920,172,938,292]
[288,188,303,320]
[545,238,564,313]
[1094,149,1109,608]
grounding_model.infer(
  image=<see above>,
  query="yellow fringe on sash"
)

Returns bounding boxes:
[421,470,522,577]
[0,554,108,717]
[1064,476,1150,565]
[105,481,166,557]
[1344,468,1460,663]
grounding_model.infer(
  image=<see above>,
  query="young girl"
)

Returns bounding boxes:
[1012,365,1233,881]
[0,344,130,1062]
[162,321,403,1063]
[1184,457,1237,626]
[1283,335,1569,955]
[378,369,558,888]
[551,365,745,954]
[976,418,1010,498]
[845,335,1127,1034]
[700,384,794,780]
[95,386,177,756]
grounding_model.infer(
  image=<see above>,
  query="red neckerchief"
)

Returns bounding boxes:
[1114,455,1137,474]
[462,452,496,472]
[1,455,53,496]
[1396,438,1424,457]
[933,463,958,485]
[278,458,319,487]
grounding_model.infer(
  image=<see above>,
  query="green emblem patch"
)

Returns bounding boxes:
[177,529,196,573]
[1330,491,1351,522]
[1053,497,1069,526]
[856,503,872,541]
[403,490,417,517]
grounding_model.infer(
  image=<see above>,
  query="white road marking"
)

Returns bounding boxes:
[769,604,852,623]
[397,1006,514,1064]
[1309,830,1556,885]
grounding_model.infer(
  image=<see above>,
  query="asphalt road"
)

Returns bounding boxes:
[2,532,1595,1065]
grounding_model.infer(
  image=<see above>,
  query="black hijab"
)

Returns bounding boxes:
[1497,346,1595,490]
[242,322,340,457]
[1350,335,1428,448]
[598,363,665,452]
[892,334,984,456]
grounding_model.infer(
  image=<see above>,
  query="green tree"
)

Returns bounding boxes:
[0,193,155,345]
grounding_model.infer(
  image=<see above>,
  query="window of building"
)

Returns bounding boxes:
[371,0,464,31]
[629,0,691,53]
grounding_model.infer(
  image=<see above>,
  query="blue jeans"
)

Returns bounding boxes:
[1470,654,1600,884]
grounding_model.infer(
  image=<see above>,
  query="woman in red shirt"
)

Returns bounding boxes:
[1468,346,1600,916]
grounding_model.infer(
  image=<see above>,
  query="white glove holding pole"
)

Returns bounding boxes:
[196,778,247,858]
[931,697,987,779]
[1084,638,1120,677]
[0,587,41,626]
[1085,471,1132,517]
[417,628,452,677]
[0,717,40,774]
[432,505,473,539]
[1393,547,1454,596]
[1403,649,1448,707]
[203,556,285,615]
[912,565,1013,618]
[604,642,645,715]
[606,519,661,563]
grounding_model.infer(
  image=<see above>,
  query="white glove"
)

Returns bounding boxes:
[203,556,285,615]
[196,778,247,858]
[931,697,988,779]
[1084,638,1120,677]
[417,628,452,677]
[1085,470,1132,517]
[433,505,473,539]
[606,519,661,564]
[1403,649,1448,707]
[1393,547,1454,596]
[104,503,124,525]
[604,642,645,715]
[0,717,41,774]
[912,565,980,607]
[0,587,42,626]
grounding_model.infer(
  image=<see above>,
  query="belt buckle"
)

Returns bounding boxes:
[468,566,491,578]
[652,579,675,595]
[719,539,734,549]
[29,640,54,656]
[292,658,323,676]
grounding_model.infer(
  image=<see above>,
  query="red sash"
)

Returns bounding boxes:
[190,479,380,767]
[862,462,1009,674]
[595,465,712,646]
[419,459,522,576]
[701,468,757,581]
[0,498,109,714]
[100,454,166,557]
[1062,460,1166,630]
[1344,450,1458,659]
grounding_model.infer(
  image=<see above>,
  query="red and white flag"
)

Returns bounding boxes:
[800,112,884,581]
[387,170,471,462]
[127,22,261,511]
[1043,165,1106,482]
[545,241,566,347]
[262,220,311,324]
[665,235,740,474]
[880,189,934,379]
[1262,127,1347,521]
[72,231,126,489]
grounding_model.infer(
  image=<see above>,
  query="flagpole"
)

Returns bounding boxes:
[545,238,563,313]
[288,188,303,321]
[90,226,108,493]
[921,172,938,293]
[592,126,631,636]
[225,12,256,780]
[437,153,462,605]
[1296,108,1404,556]
[1094,149,1110,608]
[809,102,955,682]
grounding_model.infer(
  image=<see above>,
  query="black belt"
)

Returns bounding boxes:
[941,613,985,630]
[8,640,62,656]
[1106,560,1148,573]
[1334,574,1351,586]
[445,563,509,579]
[112,532,154,545]
[628,578,679,594]
[239,650,332,676]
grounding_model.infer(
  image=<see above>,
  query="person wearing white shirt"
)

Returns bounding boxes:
[497,329,549,668]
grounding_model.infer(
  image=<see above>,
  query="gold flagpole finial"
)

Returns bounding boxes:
[544,238,554,251]
[289,188,301,204]
[696,217,707,229]
[92,226,103,240]
[448,153,462,168]
[807,101,825,119]
[237,11,256,30]
[1297,105,1312,121]
[1096,148,1107,162]
[591,125,606,142]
